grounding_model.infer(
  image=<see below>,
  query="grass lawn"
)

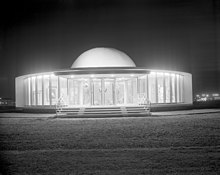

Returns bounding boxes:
[0,113,220,174]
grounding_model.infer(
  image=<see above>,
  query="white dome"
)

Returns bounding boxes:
[71,47,136,68]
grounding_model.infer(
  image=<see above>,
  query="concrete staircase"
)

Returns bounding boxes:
[56,105,150,118]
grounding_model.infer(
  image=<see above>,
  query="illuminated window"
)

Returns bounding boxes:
[179,75,184,102]
[171,74,176,103]
[59,77,67,105]
[31,77,36,105]
[164,74,171,103]
[157,73,164,103]
[51,75,58,105]
[176,75,180,103]
[138,75,146,94]
[104,78,114,105]
[148,72,156,103]
[24,78,30,106]
[37,76,42,105]
[68,79,80,106]
[126,79,134,104]
[83,79,90,105]
[92,79,102,105]
[43,75,50,105]
[132,78,138,104]
[116,80,125,105]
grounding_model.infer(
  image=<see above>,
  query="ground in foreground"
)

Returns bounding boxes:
[0,112,220,174]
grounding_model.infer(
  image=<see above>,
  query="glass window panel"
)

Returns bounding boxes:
[124,78,138,104]
[116,80,125,105]
[165,74,171,103]
[92,79,102,105]
[180,75,184,102]
[157,73,164,103]
[37,76,42,105]
[24,78,31,106]
[126,79,133,104]
[69,79,81,106]
[60,77,67,105]
[27,78,31,105]
[104,79,114,106]
[51,75,58,105]
[171,74,176,103]
[43,75,50,105]
[132,78,138,104]
[148,73,156,103]
[83,79,90,106]
[138,76,147,104]
[176,75,180,103]
[31,77,36,105]
[24,78,27,105]
[24,79,27,105]
[139,76,146,94]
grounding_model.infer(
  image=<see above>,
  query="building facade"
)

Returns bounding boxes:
[15,48,192,108]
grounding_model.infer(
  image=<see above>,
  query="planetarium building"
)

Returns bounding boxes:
[16,48,192,114]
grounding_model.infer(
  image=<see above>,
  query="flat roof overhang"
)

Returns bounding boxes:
[54,67,150,76]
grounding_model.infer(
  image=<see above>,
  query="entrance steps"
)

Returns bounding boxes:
[56,106,150,118]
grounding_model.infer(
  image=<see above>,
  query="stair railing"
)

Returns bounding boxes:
[56,95,65,115]
[138,93,151,113]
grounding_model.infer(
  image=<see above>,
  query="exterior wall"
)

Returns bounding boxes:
[15,76,25,107]
[15,69,193,108]
[183,73,193,104]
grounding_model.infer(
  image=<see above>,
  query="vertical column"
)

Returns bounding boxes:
[155,73,158,103]
[163,73,166,103]
[42,76,44,106]
[49,75,52,106]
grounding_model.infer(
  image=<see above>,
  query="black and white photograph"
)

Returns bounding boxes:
[0,0,220,174]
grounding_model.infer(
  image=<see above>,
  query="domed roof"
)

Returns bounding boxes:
[71,47,136,68]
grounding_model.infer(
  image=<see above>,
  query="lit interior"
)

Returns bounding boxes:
[24,72,184,107]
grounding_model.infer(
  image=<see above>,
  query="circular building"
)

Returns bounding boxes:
[15,47,192,113]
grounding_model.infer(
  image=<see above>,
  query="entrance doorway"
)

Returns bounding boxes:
[104,79,114,105]
[67,76,138,107]
[92,79,102,105]
[91,78,115,106]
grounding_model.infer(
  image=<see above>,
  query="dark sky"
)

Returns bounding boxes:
[0,0,220,99]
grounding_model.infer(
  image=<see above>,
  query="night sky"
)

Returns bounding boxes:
[0,0,219,99]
